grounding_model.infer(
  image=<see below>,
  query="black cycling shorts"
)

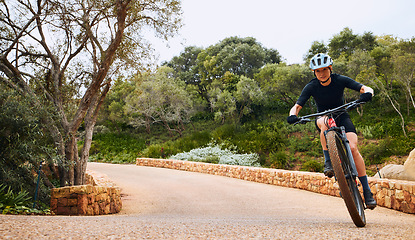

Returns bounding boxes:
[315,113,357,134]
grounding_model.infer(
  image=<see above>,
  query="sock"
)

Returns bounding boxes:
[323,150,330,162]
[358,175,371,191]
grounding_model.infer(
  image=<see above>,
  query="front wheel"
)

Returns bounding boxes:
[326,130,366,227]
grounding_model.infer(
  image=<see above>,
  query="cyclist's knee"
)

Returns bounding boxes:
[349,143,358,153]
[316,117,329,131]
[346,132,359,153]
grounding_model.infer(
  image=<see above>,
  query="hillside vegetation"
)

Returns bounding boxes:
[91,29,415,177]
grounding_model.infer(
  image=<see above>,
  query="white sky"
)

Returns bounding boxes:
[149,0,415,65]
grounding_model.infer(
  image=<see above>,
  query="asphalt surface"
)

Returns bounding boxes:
[1,162,415,239]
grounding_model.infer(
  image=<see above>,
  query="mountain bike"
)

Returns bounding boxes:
[293,100,366,227]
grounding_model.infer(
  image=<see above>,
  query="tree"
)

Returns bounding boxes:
[0,0,182,186]
[347,50,377,83]
[125,67,194,136]
[234,76,265,122]
[392,51,415,114]
[198,36,281,79]
[208,88,236,124]
[304,40,328,62]
[164,46,207,107]
[165,46,203,86]
[166,37,282,107]
[99,77,136,131]
[329,28,376,59]
[255,63,312,106]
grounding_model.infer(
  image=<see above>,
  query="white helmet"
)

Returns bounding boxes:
[309,53,333,70]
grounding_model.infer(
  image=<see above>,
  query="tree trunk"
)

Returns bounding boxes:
[77,124,93,185]
[145,115,151,134]
[76,83,111,185]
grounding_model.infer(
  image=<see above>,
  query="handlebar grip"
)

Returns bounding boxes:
[293,118,311,125]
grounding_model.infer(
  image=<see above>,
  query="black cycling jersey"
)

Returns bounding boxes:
[296,73,363,133]
[296,73,363,112]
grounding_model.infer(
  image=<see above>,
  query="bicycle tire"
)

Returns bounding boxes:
[326,131,366,227]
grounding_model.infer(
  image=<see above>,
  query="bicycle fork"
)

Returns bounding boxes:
[338,126,359,179]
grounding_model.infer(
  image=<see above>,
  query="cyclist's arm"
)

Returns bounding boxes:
[360,85,374,96]
[289,103,302,116]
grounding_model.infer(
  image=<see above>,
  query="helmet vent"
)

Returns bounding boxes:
[309,53,333,70]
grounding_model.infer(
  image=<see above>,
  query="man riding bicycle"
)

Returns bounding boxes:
[287,53,377,209]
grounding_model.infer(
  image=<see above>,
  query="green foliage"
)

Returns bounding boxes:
[360,139,391,165]
[197,36,282,79]
[0,86,53,206]
[304,40,329,61]
[140,131,211,158]
[360,136,414,165]
[87,132,146,163]
[268,151,288,169]
[0,184,31,208]
[124,66,194,136]
[164,36,282,115]
[211,121,287,165]
[98,77,136,131]
[328,27,377,59]
[300,159,324,173]
[254,63,313,106]
[0,184,51,215]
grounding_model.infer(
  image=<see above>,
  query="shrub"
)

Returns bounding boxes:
[0,87,54,206]
[86,132,146,163]
[141,143,174,159]
[140,131,211,158]
[301,159,323,173]
[268,151,288,169]
[360,136,415,166]
[211,121,287,155]
[169,144,261,167]
[0,184,31,209]
[0,184,51,215]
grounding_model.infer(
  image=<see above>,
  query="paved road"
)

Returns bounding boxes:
[1,162,415,239]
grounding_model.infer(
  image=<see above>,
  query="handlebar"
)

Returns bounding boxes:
[293,100,364,125]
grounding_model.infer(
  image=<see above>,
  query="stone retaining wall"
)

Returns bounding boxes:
[50,171,122,215]
[136,158,415,214]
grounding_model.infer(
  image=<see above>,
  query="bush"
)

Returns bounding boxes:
[86,132,146,163]
[301,159,323,173]
[141,143,174,159]
[360,136,414,165]
[211,121,287,155]
[268,151,288,169]
[0,86,54,206]
[170,144,261,167]
[140,131,211,158]
[0,184,51,215]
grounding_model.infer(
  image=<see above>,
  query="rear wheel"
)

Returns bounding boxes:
[326,130,366,227]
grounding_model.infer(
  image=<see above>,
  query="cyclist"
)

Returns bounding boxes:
[287,53,377,209]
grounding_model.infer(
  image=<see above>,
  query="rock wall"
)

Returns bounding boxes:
[136,158,415,214]
[50,171,122,215]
